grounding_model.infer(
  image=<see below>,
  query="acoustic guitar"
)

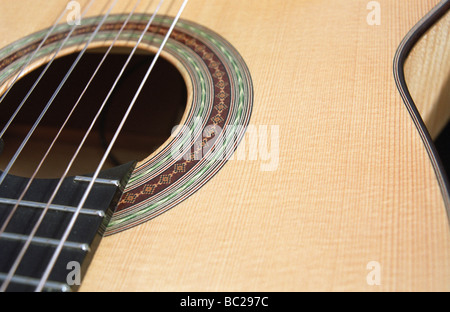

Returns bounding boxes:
[0,0,448,292]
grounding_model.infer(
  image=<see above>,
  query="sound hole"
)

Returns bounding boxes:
[0,47,188,178]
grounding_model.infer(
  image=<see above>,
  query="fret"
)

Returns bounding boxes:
[0,273,70,292]
[74,176,121,187]
[0,197,105,217]
[0,203,103,240]
[0,232,90,251]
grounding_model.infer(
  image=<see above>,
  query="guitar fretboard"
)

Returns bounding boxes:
[0,162,134,291]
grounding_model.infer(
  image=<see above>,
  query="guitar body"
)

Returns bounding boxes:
[0,0,449,291]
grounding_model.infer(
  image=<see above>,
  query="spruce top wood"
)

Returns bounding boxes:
[0,0,448,291]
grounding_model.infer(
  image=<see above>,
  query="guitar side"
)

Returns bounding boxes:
[0,0,448,291]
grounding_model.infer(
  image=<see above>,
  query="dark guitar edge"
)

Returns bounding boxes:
[393,0,450,223]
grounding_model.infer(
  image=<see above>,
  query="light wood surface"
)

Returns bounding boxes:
[0,0,449,291]
[404,9,450,140]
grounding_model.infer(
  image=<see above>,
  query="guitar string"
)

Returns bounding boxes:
[0,0,121,292]
[0,0,143,237]
[0,0,98,185]
[1,0,184,291]
[35,0,188,291]
[0,0,168,291]
[0,0,96,140]
[0,4,69,108]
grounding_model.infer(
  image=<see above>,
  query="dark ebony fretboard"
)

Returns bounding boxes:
[0,162,135,292]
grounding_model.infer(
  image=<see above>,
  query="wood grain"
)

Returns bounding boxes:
[0,0,448,291]
[404,9,450,139]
